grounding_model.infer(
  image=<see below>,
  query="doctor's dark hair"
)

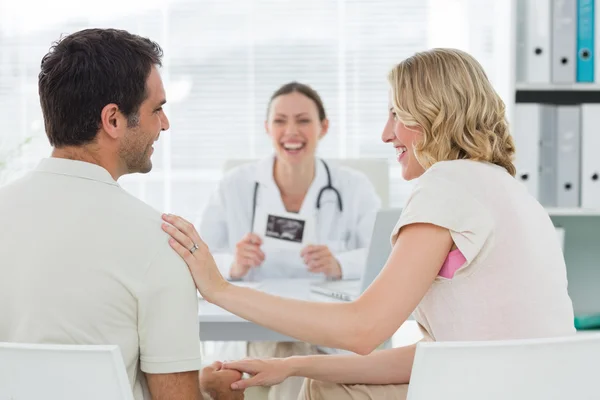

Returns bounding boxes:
[267,82,327,121]
[38,28,163,147]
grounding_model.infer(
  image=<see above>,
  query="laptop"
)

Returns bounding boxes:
[310,208,403,301]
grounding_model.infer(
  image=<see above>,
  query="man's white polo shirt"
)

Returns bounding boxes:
[0,158,203,399]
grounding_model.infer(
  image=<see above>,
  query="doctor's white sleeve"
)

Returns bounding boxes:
[197,185,235,279]
[335,175,381,280]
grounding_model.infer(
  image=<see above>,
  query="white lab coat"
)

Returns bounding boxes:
[197,155,381,362]
[199,155,382,280]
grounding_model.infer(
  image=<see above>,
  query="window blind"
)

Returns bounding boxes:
[0,0,511,222]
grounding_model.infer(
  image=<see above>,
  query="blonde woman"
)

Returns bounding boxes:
[162,48,575,399]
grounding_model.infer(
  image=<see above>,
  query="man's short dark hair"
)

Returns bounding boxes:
[38,28,163,147]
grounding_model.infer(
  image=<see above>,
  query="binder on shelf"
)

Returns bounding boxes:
[514,104,554,199]
[556,105,581,207]
[596,0,600,82]
[580,104,600,208]
[552,0,578,83]
[516,0,552,83]
[574,313,600,330]
[539,105,559,206]
[576,0,594,82]
[515,0,527,82]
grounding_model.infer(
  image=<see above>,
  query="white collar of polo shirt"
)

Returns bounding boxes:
[35,157,120,187]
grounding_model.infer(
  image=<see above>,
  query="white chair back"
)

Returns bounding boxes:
[222,158,389,207]
[407,333,600,400]
[0,342,134,400]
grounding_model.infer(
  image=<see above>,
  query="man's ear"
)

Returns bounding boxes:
[100,103,126,140]
[318,119,330,140]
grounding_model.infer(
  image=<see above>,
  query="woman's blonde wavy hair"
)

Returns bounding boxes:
[388,48,516,176]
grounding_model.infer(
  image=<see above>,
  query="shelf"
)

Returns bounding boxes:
[515,83,600,91]
[515,86,600,104]
[546,208,600,217]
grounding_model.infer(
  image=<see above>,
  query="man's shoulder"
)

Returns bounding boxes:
[116,188,163,219]
[0,171,33,195]
[112,189,171,239]
[108,192,186,278]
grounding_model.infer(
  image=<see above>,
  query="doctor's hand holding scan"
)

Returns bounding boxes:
[300,244,341,278]
[230,233,265,279]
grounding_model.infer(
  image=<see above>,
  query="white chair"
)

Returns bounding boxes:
[407,333,600,400]
[222,158,390,207]
[0,342,134,400]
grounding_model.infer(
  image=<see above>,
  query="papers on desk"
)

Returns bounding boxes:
[197,281,264,301]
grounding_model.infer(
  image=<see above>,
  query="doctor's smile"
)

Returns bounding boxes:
[280,139,306,155]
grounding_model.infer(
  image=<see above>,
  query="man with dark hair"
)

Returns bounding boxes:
[0,28,242,400]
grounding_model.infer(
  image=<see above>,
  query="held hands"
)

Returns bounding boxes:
[301,245,342,279]
[230,233,265,279]
[221,358,294,391]
[161,213,228,302]
[200,361,245,400]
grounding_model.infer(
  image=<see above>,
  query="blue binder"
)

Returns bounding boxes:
[577,0,595,82]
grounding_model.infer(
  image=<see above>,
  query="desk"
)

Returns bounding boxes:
[199,279,331,342]
[199,279,596,352]
[198,279,423,347]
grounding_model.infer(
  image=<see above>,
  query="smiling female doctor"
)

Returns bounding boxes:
[199,82,381,281]
[198,81,381,399]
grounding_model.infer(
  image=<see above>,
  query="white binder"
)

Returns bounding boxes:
[595,0,600,82]
[516,0,552,83]
[538,105,559,206]
[580,104,600,208]
[555,105,581,207]
[552,0,578,83]
[513,104,554,199]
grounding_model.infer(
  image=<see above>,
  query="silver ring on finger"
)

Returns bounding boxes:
[189,243,199,254]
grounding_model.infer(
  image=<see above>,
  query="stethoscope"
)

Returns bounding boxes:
[250,159,343,230]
